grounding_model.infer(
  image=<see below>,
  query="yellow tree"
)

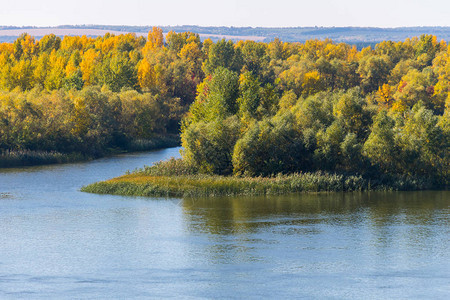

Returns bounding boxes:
[432,45,450,113]
[0,53,13,90]
[20,34,38,58]
[45,51,66,90]
[80,49,99,85]
[32,53,50,87]
[144,27,164,51]
[179,41,204,82]
[139,28,167,93]
[70,97,90,137]
[302,70,324,96]
[10,59,34,90]
[60,36,83,52]
[376,83,394,107]
[137,58,155,91]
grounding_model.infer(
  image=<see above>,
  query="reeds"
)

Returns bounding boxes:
[0,136,180,168]
[81,170,438,198]
[0,149,84,168]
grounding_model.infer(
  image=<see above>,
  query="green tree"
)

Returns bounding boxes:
[99,53,137,92]
[188,67,239,123]
[39,34,61,53]
[363,110,399,173]
[237,71,261,119]
[203,39,243,74]
[232,112,305,176]
[182,116,240,175]
[357,55,391,94]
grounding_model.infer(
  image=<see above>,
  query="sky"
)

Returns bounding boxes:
[0,0,449,28]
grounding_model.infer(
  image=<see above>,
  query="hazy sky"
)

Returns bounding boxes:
[1,0,449,27]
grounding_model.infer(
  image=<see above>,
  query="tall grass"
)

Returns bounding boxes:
[134,157,198,176]
[0,135,181,168]
[0,150,85,168]
[81,169,438,198]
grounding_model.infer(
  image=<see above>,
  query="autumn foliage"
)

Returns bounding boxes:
[0,30,448,184]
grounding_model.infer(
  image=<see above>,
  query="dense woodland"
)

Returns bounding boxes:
[0,28,448,186]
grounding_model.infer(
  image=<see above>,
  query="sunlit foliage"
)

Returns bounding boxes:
[0,30,448,184]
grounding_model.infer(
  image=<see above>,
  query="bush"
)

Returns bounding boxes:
[232,112,307,176]
[182,116,241,175]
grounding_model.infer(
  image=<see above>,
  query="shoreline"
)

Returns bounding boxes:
[81,172,444,198]
[0,136,180,169]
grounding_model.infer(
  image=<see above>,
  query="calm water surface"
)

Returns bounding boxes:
[0,147,448,299]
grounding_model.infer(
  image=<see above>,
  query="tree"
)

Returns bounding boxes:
[340,132,364,171]
[232,112,305,176]
[357,55,391,94]
[166,31,200,54]
[45,52,66,90]
[145,27,164,51]
[80,49,100,86]
[314,120,346,170]
[363,110,399,173]
[414,34,441,66]
[237,71,261,119]
[13,33,37,60]
[182,117,240,175]
[203,39,243,74]
[397,102,448,178]
[393,68,439,113]
[238,40,270,81]
[188,67,239,123]
[63,70,84,90]
[179,41,204,85]
[137,57,155,91]
[99,53,137,92]
[39,34,61,53]
[333,87,371,138]
[9,59,34,91]
[32,53,50,87]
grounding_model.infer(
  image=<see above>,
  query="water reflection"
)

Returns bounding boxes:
[182,191,448,235]
[181,191,449,271]
[0,148,448,299]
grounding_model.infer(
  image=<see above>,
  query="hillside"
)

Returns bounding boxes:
[1,25,450,46]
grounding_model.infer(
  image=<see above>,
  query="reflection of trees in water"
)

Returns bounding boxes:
[364,191,448,257]
[182,193,364,235]
[181,191,448,263]
[183,191,448,233]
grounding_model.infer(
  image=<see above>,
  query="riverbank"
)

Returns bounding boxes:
[0,135,180,168]
[81,170,439,198]
[1,146,448,299]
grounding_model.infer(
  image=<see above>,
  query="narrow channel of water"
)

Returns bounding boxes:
[0,148,448,299]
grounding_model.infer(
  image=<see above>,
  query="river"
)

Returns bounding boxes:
[0,147,448,299]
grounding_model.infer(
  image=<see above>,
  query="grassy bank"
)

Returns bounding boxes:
[81,170,437,198]
[0,150,86,168]
[0,135,180,168]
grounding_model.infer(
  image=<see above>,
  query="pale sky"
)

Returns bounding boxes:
[1,0,449,27]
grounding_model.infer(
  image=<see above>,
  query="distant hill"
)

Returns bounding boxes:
[1,25,450,47]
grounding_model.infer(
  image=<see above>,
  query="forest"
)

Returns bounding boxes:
[1,28,449,188]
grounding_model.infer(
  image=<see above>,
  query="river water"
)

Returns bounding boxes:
[0,147,448,299]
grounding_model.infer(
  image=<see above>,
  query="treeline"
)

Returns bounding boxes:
[0,87,182,156]
[0,29,449,184]
[179,34,449,186]
[0,28,205,161]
